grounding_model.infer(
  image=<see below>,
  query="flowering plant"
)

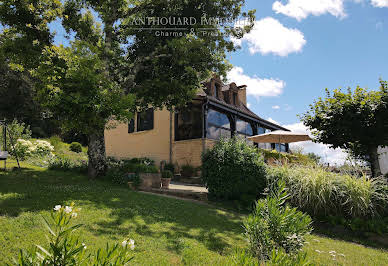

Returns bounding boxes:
[12,139,55,161]
[13,203,134,265]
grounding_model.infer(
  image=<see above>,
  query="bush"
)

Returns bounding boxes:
[69,142,82,153]
[128,157,154,166]
[267,165,388,218]
[12,139,54,161]
[105,158,158,185]
[201,138,267,202]
[181,164,196,177]
[164,163,175,173]
[0,119,32,152]
[162,170,173,179]
[14,203,135,265]
[48,155,88,173]
[243,180,312,261]
[49,135,63,151]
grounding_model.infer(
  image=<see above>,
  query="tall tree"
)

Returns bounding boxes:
[301,80,388,177]
[1,0,254,178]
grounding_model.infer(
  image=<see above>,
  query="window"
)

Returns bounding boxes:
[214,84,219,98]
[137,108,154,131]
[256,126,272,150]
[233,92,237,105]
[206,108,232,139]
[236,118,253,137]
[128,119,135,133]
[175,103,203,141]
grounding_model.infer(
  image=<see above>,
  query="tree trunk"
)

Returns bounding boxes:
[87,128,107,179]
[369,147,382,177]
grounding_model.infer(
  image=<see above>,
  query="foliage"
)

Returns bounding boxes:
[69,142,82,153]
[163,163,175,174]
[105,158,158,185]
[0,119,32,151]
[259,149,315,166]
[12,139,54,161]
[267,248,312,266]
[229,248,258,266]
[49,136,63,151]
[1,166,388,265]
[181,164,196,178]
[48,154,88,173]
[127,157,155,166]
[202,138,267,203]
[243,180,312,261]
[128,173,141,189]
[13,203,134,265]
[161,170,173,179]
[267,165,388,218]
[324,215,388,235]
[306,153,321,164]
[300,80,388,176]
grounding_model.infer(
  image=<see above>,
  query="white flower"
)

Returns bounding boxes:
[72,212,78,218]
[339,253,345,257]
[82,243,87,249]
[128,239,135,250]
[121,240,128,247]
[121,239,135,250]
[329,250,336,254]
[64,206,72,213]
[54,205,62,211]
[315,250,322,253]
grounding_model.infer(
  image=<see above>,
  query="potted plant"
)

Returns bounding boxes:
[161,170,173,189]
[128,173,141,190]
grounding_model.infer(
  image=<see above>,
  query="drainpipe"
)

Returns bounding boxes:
[169,110,173,163]
[202,99,209,153]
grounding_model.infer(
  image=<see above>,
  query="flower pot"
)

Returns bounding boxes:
[139,173,161,190]
[161,178,171,189]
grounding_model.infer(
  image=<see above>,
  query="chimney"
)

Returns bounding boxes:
[237,85,247,106]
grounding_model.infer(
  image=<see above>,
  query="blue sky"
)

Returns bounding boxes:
[228,0,388,126]
[225,0,388,163]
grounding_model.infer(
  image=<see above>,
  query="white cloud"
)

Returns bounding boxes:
[283,122,348,165]
[247,103,252,108]
[233,17,306,56]
[371,0,388,7]
[267,117,280,125]
[273,0,347,21]
[272,105,281,110]
[227,66,285,99]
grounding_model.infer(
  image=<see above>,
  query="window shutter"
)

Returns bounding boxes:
[128,119,135,133]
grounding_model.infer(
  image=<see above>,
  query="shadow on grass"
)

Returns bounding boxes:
[0,167,243,255]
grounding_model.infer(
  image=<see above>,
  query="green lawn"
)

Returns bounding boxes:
[0,162,387,265]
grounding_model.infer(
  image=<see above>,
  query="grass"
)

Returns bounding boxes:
[0,161,387,265]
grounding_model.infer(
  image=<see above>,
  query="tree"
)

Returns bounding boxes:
[33,0,254,178]
[301,80,388,177]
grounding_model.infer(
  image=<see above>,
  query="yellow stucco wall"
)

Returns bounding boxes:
[105,108,171,167]
[105,108,218,168]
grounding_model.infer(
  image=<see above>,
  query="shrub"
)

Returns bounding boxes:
[14,203,134,265]
[267,165,388,218]
[243,180,312,261]
[49,135,63,151]
[267,248,312,266]
[128,157,154,166]
[162,170,173,179]
[201,138,267,202]
[181,164,196,177]
[48,155,88,173]
[12,139,54,160]
[69,142,82,153]
[105,159,158,185]
[164,163,175,173]
[0,119,32,152]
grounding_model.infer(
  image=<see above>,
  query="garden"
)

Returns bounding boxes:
[1,123,387,265]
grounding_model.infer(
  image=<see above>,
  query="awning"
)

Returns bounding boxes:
[248,130,311,143]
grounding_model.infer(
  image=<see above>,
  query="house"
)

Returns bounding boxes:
[378,147,388,175]
[105,76,289,168]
